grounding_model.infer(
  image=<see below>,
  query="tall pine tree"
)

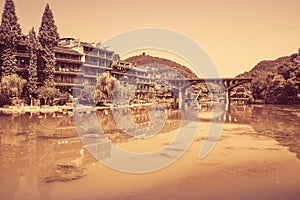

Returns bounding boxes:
[38,4,59,87]
[0,0,22,77]
[42,48,56,87]
[26,27,39,96]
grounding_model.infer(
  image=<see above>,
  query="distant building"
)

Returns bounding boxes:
[108,60,150,84]
[107,60,155,102]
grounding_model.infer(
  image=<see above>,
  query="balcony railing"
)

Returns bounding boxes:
[56,68,82,72]
[54,71,84,76]
[86,60,99,65]
[54,82,84,87]
[55,54,81,60]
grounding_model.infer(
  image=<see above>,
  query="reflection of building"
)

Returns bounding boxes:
[0,112,112,199]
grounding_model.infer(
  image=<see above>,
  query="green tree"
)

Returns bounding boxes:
[1,48,18,76]
[37,86,60,105]
[0,92,10,106]
[264,64,300,103]
[0,0,22,76]
[38,4,59,49]
[113,83,136,105]
[38,4,59,87]
[78,85,96,105]
[94,72,118,105]
[0,74,26,98]
[25,27,40,96]
[42,47,56,87]
[250,62,300,103]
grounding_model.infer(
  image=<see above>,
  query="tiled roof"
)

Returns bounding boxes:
[80,42,94,48]
[80,42,114,53]
[54,46,82,56]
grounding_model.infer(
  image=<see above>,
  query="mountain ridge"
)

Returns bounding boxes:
[125,53,198,79]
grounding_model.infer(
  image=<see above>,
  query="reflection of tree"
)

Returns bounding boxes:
[0,141,20,199]
[0,111,97,200]
[226,104,254,124]
[94,108,182,142]
[207,105,300,158]
[0,112,89,199]
[0,114,39,199]
[36,139,55,200]
[96,110,133,143]
[249,106,300,159]
[96,110,118,132]
[36,114,76,138]
[0,113,36,141]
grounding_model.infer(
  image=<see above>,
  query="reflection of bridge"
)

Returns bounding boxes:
[167,78,252,107]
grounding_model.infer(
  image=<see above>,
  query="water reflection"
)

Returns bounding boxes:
[250,105,300,159]
[0,104,299,199]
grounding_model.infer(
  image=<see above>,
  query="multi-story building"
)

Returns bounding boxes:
[108,60,150,84]
[107,60,155,102]
[13,41,84,94]
[8,37,115,96]
[53,46,84,93]
[58,38,114,86]
[15,41,30,79]
[10,38,174,104]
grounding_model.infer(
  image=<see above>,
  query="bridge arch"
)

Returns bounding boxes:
[167,78,252,105]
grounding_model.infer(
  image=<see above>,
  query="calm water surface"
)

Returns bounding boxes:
[0,104,299,200]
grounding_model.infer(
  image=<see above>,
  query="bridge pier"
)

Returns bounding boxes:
[173,89,183,109]
[168,78,252,108]
[225,90,230,105]
[178,89,183,109]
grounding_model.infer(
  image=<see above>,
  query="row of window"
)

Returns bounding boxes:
[54,75,83,84]
[56,63,81,72]
[83,46,113,58]
[56,53,81,60]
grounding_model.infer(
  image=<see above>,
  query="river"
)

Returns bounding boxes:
[0,104,299,200]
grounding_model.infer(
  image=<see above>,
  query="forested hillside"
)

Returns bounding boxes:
[238,50,300,104]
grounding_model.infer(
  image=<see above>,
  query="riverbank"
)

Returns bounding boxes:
[1,102,299,115]
[0,103,154,115]
[0,105,72,115]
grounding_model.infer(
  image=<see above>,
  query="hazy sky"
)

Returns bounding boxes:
[1,0,300,77]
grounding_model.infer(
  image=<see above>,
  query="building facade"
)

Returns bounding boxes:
[107,60,156,103]
[13,41,84,94]
[58,38,114,86]
[53,46,84,93]
[10,38,174,104]
[8,38,117,95]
